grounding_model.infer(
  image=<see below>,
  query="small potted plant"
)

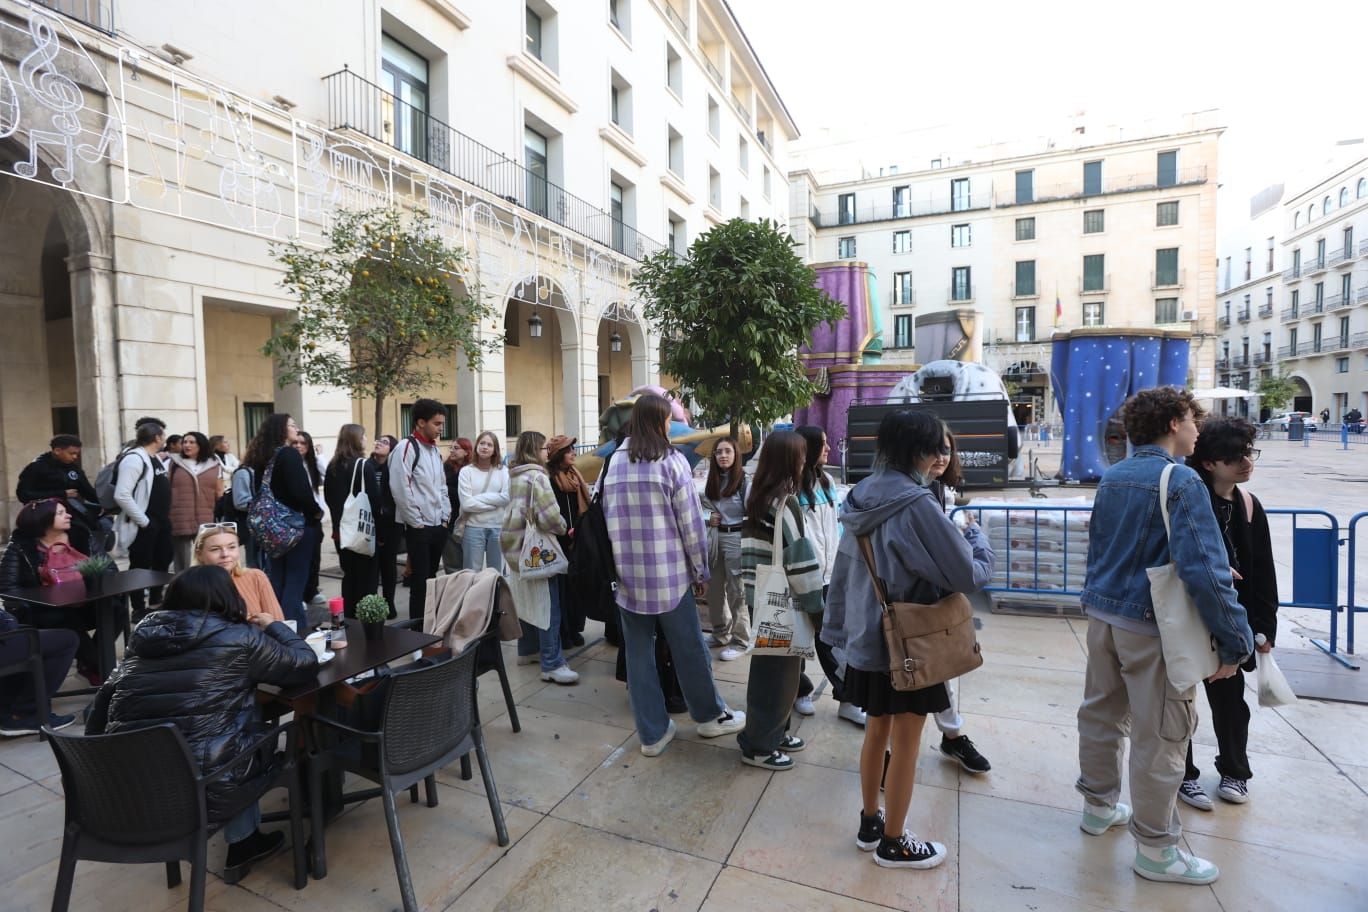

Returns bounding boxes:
[356,594,390,642]
[74,554,115,583]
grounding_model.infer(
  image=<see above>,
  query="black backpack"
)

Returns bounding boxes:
[568,452,620,623]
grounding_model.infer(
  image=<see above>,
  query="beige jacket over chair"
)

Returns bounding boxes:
[424,568,521,654]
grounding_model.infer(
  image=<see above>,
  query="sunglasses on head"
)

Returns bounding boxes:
[198,521,238,534]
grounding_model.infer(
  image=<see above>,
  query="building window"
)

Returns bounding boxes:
[1266,236,1275,273]
[1313,322,1323,351]
[892,230,911,254]
[739,196,749,219]
[380,34,430,160]
[1291,289,1300,314]
[1343,273,1353,302]
[1244,247,1252,281]
[950,178,970,212]
[1315,281,1324,308]
[1157,150,1177,187]
[838,236,856,259]
[1083,302,1104,326]
[951,266,972,301]
[1015,169,1034,204]
[1083,210,1104,234]
[608,0,629,37]
[524,126,549,217]
[1263,332,1272,359]
[610,181,626,252]
[894,314,913,348]
[668,212,685,255]
[707,96,719,140]
[838,193,855,225]
[1083,160,1102,196]
[667,126,683,177]
[762,166,771,200]
[1014,260,1036,297]
[1316,237,1326,266]
[1345,226,1355,256]
[1083,254,1105,292]
[1340,315,1351,346]
[505,405,523,438]
[666,43,683,97]
[708,166,721,210]
[892,185,910,218]
[1323,195,1332,216]
[1015,306,1035,342]
[1156,201,1179,226]
[609,70,632,134]
[525,6,544,60]
[1015,217,1035,241]
[893,271,912,305]
[950,224,971,248]
[1338,357,1351,373]
[1155,248,1179,286]
[738,136,748,174]
[1288,327,1298,351]
[1294,211,1301,230]
[243,402,273,442]
[1155,297,1179,324]
[1340,187,1350,208]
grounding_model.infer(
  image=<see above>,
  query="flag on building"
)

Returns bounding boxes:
[1054,285,1062,327]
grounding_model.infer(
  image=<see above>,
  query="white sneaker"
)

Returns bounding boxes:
[1216,776,1249,804]
[697,709,746,738]
[837,702,867,727]
[540,664,579,685]
[1080,802,1132,836]
[793,695,815,716]
[1178,779,1214,811]
[641,720,677,757]
[719,646,746,662]
[1132,845,1220,885]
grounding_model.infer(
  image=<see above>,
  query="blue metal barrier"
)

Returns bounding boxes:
[950,504,1089,597]
[1345,511,1367,664]
[1265,509,1350,668]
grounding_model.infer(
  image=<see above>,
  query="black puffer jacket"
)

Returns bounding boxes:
[86,610,317,818]
[0,536,43,608]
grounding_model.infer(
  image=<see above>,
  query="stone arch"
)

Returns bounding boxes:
[1287,372,1314,414]
[499,274,582,441]
[595,302,649,416]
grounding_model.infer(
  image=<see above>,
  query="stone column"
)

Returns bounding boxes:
[67,251,122,466]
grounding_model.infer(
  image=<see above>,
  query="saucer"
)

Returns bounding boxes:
[315,650,335,665]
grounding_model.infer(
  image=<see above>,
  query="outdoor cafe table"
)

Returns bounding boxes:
[261,619,442,878]
[0,569,174,695]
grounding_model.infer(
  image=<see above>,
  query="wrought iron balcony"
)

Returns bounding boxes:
[702,57,723,88]
[993,165,1208,208]
[1281,306,1300,322]
[1258,302,1274,318]
[1238,308,1251,323]
[1328,247,1352,268]
[33,0,113,32]
[1304,257,1327,276]
[1278,344,1297,358]
[1322,335,1352,353]
[1354,331,1368,349]
[323,68,662,260]
[1217,315,1231,329]
[1253,352,1270,366]
[1327,293,1352,312]
[948,286,975,304]
[1283,266,1302,281]
[1232,354,1250,369]
[1361,239,1368,258]
[1215,357,1230,370]
[890,288,916,307]
[1358,286,1368,305]
[812,196,990,226]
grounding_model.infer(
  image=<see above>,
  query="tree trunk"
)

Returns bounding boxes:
[373,387,386,439]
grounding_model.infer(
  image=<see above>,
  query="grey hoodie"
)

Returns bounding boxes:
[822,467,995,674]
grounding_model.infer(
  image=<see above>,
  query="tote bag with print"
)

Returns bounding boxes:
[339,459,376,556]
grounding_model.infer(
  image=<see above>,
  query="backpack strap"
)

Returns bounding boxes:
[1238,485,1253,522]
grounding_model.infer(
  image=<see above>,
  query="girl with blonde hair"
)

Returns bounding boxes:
[193,522,285,623]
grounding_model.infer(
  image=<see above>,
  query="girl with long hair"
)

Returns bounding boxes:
[459,430,510,572]
[442,437,473,573]
[499,431,576,684]
[168,431,223,572]
[193,521,284,622]
[293,430,326,607]
[824,410,993,869]
[324,424,382,616]
[242,414,321,629]
[736,431,825,770]
[701,438,749,659]
[546,435,589,648]
[602,394,744,756]
[367,435,402,616]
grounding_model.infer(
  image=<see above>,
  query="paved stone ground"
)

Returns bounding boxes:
[1,441,1364,911]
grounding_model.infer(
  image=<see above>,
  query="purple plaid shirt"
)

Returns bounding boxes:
[602,442,710,615]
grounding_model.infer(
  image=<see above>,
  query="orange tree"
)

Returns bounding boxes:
[265,207,498,433]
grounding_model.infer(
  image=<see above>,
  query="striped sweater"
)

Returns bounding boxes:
[741,495,826,615]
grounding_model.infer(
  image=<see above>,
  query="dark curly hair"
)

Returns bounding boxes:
[1187,417,1257,483]
[1120,387,1206,446]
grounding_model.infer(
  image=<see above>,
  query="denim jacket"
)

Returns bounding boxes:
[1082,445,1253,665]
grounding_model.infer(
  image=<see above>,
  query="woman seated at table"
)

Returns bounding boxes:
[193,522,285,623]
[86,565,318,885]
[0,604,78,737]
[0,499,103,684]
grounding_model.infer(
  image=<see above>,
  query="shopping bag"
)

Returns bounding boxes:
[1255,636,1297,707]
[339,460,376,556]
[748,508,816,658]
[518,521,568,580]
[1148,464,1220,691]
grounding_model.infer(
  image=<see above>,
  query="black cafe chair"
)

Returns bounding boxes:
[306,640,508,912]
[0,626,50,740]
[392,616,521,733]
[44,721,307,912]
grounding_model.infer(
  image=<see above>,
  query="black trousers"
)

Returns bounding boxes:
[1185,667,1253,781]
[404,525,447,621]
[799,602,846,703]
[0,627,79,717]
[376,520,401,616]
[127,517,173,614]
[335,544,380,619]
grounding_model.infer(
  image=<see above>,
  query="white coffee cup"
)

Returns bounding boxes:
[305,631,330,659]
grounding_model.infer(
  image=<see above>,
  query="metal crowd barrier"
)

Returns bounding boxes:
[949,504,1089,598]
[1344,511,1367,665]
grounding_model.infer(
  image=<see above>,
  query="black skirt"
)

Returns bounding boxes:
[843,666,950,717]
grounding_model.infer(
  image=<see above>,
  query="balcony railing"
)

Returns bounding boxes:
[1357,286,1368,305]
[1327,293,1352,311]
[1151,269,1185,290]
[1253,352,1271,366]
[993,165,1208,207]
[1232,354,1250,369]
[702,56,723,88]
[1283,266,1302,281]
[324,68,662,260]
[1238,309,1251,323]
[813,196,990,227]
[1354,331,1368,349]
[1328,247,1352,268]
[1300,340,1328,356]
[730,91,750,123]
[34,0,114,32]
[1217,315,1231,329]
[1281,306,1300,322]
[1360,239,1368,257]
[1215,357,1230,370]
[1278,344,1296,358]
[1322,335,1352,353]
[1304,257,1327,276]
[663,3,688,38]
[1258,302,1274,318]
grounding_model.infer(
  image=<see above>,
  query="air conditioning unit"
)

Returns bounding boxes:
[1181,308,1198,322]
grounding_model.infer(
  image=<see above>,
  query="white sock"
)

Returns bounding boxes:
[1137,843,1172,862]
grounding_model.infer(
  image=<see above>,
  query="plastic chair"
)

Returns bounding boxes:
[307,640,508,912]
[393,614,521,733]
[44,721,307,912]
[0,627,49,739]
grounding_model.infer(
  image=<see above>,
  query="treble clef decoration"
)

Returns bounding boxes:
[14,13,85,182]
[0,59,18,140]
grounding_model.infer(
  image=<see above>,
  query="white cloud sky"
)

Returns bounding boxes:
[732,0,1368,212]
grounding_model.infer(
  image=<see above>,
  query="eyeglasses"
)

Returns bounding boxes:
[198,521,238,534]
[1226,448,1260,463]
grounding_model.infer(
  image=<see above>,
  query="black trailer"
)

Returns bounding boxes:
[845,397,1019,488]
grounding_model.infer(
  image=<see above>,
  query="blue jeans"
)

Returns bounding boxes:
[223,802,260,844]
[517,577,566,671]
[267,525,318,630]
[619,591,726,746]
[462,526,503,572]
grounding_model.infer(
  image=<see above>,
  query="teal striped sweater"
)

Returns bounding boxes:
[741,495,826,615]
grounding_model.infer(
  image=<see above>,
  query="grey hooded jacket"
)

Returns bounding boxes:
[822,467,995,674]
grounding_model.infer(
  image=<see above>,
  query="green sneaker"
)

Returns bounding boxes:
[1080,802,1131,836]
[1132,845,1220,885]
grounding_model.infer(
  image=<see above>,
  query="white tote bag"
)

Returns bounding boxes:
[749,505,816,659]
[339,459,376,556]
[516,480,568,581]
[1148,463,1220,691]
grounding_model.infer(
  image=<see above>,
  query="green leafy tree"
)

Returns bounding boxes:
[631,218,844,439]
[1253,372,1297,412]
[264,208,498,433]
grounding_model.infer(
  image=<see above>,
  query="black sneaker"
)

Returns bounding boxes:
[940,735,991,774]
[874,830,946,869]
[47,713,76,732]
[856,808,885,851]
[223,829,286,885]
[0,715,43,738]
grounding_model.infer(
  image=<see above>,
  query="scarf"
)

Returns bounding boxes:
[551,464,590,516]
